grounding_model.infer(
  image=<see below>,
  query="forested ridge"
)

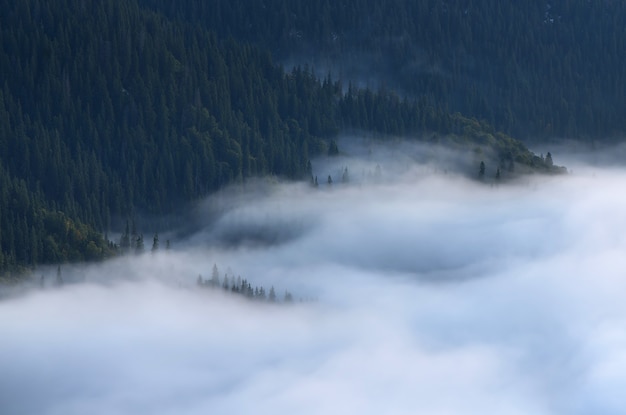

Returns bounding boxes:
[141,0,626,140]
[1,0,557,277]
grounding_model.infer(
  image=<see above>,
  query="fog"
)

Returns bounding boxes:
[2,142,626,415]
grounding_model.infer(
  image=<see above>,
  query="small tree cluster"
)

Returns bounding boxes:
[196,264,294,304]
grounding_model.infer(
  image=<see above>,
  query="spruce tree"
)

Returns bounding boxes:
[152,233,159,253]
[55,265,63,287]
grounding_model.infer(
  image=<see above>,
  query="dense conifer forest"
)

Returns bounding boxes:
[141,0,626,139]
[0,0,589,276]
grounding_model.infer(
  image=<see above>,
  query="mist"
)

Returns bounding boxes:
[2,141,626,415]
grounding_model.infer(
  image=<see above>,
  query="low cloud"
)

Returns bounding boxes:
[2,143,626,414]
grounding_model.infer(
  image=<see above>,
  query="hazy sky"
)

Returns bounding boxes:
[2,144,626,415]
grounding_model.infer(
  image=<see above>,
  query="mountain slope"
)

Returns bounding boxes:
[141,0,626,140]
[0,0,555,276]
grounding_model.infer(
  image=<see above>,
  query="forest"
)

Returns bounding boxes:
[0,0,585,277]
[141,0,626,140]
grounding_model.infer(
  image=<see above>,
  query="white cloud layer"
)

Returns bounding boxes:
[2,146,626,415]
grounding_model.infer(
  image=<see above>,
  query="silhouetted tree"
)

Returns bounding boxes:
[211,264,220,287]
[55,265,63,287]
[120,221,131,253]
[135,234,144,253]
[328,140,339,156]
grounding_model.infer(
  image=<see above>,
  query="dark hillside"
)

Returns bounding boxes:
[141,0,626,140]
[0,0,555,276]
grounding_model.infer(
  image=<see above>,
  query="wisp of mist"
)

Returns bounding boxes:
[2,141,626,415]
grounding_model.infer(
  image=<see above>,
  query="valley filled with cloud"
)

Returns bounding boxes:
[2,144,625,415]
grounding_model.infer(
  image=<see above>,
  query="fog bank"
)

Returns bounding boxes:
[2,145,626,415]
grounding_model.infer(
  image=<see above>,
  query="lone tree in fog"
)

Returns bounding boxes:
[479,161,486,179]
[327,175,333,185]
[269,286,276,302]
[342,167,349,183]
[211,264,220,287]
[284,291,293,303]
[55,265,63,287]
[152,233,159,252]
[545,152,554,167]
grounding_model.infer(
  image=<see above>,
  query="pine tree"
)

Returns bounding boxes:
[152,233,159,252]
[211,263,220,287]
[120,220,131,253]
[284,290,293,303]
[328,140,339,156]
[135,234,144,254]
[55,265,63,287]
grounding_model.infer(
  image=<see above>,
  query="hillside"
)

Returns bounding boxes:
[0,0,556,276]
[141,0,626,140]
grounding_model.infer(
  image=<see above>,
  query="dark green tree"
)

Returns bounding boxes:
[328,140,339,156]
[120,221,131,253]
[136,234,144,254]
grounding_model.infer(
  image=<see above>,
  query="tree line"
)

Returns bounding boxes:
[196,264,297,304]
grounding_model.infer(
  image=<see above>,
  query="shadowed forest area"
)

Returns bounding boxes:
[0,0,606,276]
